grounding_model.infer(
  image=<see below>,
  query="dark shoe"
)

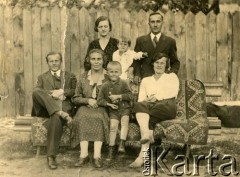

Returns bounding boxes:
[93,158,102,168]
[106,146,115,162]
[47,156,57,169]
[118,140,126,153]
[74,156,90,167]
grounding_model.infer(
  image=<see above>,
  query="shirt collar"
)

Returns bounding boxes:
[87,69,107,86]
[150,32,161,42]
[51,70,61,77]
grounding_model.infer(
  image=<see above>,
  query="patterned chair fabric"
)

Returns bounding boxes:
[31,117,71,147]
[126,80,209,147]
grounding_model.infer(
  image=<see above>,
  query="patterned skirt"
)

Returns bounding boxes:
[71,106,109,148]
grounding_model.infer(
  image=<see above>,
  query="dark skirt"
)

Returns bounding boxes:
[70,106,109,148]
[133,98,177,125]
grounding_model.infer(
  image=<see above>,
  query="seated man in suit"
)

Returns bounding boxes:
[31,51,77,169]
[133,12,180,82]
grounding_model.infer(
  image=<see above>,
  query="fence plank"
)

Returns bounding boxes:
[109,8,120,39]
[41,7,51,73]
[231,12,240,100]
[137,10,148,37]
[4,6,15,117]
[120,9,130,38]
[174,11,186,80]
[88,7,97,41]
[96,7,108,18]
[217,12,230,101]
[195,12,207,81]
[23,8,33,115]
[185,12,196,80]
[227,12,232,101]
[69,7,80,76]
[162,11,175,38]
[51,6,61,52]
[0,6,6,117]
[13,5,24,116]
[62,7,70,71]
[207,12,217,82]
[79,8,90,74]
[32,7,41,90]
[130,10,138,50]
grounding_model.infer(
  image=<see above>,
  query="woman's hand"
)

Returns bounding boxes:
[88,98,98,108]
[144,94,157,102]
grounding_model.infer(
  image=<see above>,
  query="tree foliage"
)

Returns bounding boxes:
[1,0,220,14]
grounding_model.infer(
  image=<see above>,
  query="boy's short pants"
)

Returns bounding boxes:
[109,109,131,121]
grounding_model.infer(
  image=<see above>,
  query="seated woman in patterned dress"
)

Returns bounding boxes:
[71,49,109,168]
[129,53,180,168]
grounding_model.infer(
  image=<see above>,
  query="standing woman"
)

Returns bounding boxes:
[84,16,118,71]
[71,49,109,168]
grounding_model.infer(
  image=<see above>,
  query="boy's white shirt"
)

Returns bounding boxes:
[112,49,143,80]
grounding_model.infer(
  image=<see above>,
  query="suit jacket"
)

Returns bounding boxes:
[133,33,180,78]
[34,70,77,100]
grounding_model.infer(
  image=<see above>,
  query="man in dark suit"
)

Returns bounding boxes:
[31,52,77,169]
[133,12,180,82]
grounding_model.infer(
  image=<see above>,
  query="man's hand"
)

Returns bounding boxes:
[88,99,98,108]
[142,52,148,57]
[51,89,65,100]
[133,76,140,84]
[107,103,118,109]
[109,94,121,103]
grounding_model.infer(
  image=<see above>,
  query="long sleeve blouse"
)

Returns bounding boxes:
[138,73,179,102]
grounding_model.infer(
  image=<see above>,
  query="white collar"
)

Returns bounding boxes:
[150,32,161,41]
[87,69,106,86]
[51,70,61,77]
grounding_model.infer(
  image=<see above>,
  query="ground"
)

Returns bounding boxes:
[0,118,239,177]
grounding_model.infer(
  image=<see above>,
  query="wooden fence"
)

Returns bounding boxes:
[0,5,240,117]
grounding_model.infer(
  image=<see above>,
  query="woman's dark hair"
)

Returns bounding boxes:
[94,16,112,32]
[152,52,170,71]
[46,51,62,62]
[85,49,108,70]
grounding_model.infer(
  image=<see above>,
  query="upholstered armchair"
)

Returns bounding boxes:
[126,80,209,158]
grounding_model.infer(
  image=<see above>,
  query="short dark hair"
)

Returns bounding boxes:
[149,12,164,22]
[117,36,131,46]
[152,52,169,70]
[94,16,112,32]
[85,49,108,70]
[107,61,122,71]
[46,52,62,62]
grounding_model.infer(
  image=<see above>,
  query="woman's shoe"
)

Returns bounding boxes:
[74,156,90,167]
[93,158,102,168]
[129,157,144,168]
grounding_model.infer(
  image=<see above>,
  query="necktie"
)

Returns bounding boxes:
[53,72,61,80]
[153,36,158,48]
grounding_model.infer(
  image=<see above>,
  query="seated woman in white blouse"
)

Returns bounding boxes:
[129,52,180,168]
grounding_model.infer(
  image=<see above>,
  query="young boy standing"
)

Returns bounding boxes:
[97,61,133,161]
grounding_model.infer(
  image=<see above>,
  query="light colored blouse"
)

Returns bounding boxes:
[138,73,179,102]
